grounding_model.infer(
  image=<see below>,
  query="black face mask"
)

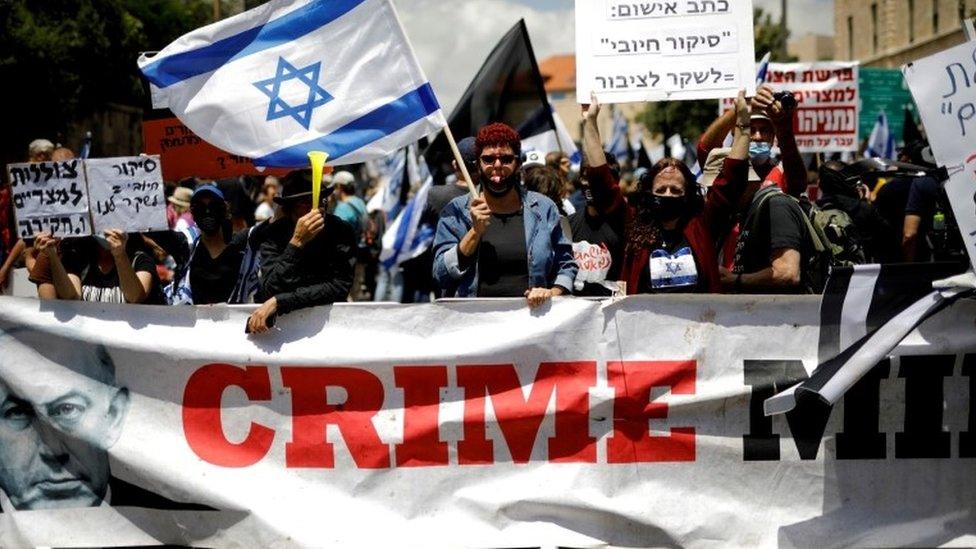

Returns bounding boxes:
[195,213,222,235]
[193,201,226,235]
[480,169,520,197]
[646,194,687,222]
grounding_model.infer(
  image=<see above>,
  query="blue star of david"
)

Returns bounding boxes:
[666,261,682,275]
[253,57,333,130]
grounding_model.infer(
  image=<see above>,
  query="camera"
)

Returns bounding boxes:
[772,90,797,110]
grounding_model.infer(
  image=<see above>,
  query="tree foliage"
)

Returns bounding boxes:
[638,7,796,142]
[0,0,214,165]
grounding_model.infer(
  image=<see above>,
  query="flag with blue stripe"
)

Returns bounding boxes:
[380,175,434,269]
[607,108,630,164]
[382,148,408,220]
[755,51,771,86]
[865,112,895,160]
[137,0,445,167]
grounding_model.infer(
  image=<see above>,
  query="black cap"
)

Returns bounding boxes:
[274,169,335,205]
[457,137,478,169]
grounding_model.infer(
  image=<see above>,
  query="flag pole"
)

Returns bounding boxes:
[443,124,478,197]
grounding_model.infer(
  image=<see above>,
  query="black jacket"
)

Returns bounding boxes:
[254,213,356,314]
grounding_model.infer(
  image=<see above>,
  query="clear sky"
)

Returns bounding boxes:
[395,0,836,112]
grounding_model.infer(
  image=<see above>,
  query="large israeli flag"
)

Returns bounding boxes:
[137,0,445,167]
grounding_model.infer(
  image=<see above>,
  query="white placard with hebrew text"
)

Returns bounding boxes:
[85,156,168,234]
[6,160,92,238]
[904,42,976,272]
[575,0,756,104]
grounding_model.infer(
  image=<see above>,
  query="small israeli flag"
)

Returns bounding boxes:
[607,108,630,164]
[138,0,445,167]
[865,112,895,160]
[755,51,771,86]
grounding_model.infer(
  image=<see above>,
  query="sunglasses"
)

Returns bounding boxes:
[480,154,516,165]
[191,202,226,215]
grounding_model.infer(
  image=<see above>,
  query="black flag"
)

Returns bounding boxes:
[423,19,556,181]
[765,262,970,415]
[902,106,924,145]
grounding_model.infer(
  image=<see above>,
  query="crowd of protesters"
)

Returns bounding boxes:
[0,84,965,333]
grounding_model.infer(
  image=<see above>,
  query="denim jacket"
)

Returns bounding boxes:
[432,188,577,297]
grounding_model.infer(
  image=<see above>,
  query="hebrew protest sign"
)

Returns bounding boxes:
[1,295,975,547]
[85,156,168,234]
[904,42,976,272]
[142,118,289,182]
[575,0,756,103]
[5,160,92,238]
[721,61,859,152]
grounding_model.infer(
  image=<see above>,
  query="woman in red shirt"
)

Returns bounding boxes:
[580,91,752,294]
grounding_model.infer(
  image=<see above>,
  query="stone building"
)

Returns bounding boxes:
[835,0,974,67]
[788,33,837,61]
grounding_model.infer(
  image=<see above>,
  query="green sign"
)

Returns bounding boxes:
[859,67,919,145]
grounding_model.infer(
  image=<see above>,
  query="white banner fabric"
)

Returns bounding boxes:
[0,295,975,547]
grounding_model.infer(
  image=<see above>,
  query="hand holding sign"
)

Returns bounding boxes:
[33,232,60,256]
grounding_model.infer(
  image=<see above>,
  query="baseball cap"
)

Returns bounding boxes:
[191,183,225,203]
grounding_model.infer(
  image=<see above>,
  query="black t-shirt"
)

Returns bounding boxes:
[189,230,249,305]
[424,184,470,227]
[637,227,705,294]
[904,176,940,216]
[734,187,808,290]
[873,176,913,236]
[477,210,529,297]
[63,247,165,304]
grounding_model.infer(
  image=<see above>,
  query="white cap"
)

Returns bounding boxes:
[332,171,356,186]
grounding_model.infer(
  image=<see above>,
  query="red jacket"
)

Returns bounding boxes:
[585,159,749,294]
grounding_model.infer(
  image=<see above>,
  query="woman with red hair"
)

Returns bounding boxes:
[579,91,752,294]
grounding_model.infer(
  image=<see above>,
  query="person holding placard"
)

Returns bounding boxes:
[0,139,60,291]
[32,230,166,305]
[580,92,751,295]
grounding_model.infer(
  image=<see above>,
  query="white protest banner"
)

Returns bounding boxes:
[5,160,91,238]
[721,61,859,152]
[84,156,168,234]
[904,42,976,271]
[1,295,975,547]
[575,0,756,104]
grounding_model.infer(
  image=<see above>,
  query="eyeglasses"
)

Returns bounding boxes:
[480,154,516,165]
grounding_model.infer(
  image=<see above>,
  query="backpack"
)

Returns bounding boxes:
[806,200,867,266]
[748,190,846,294]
